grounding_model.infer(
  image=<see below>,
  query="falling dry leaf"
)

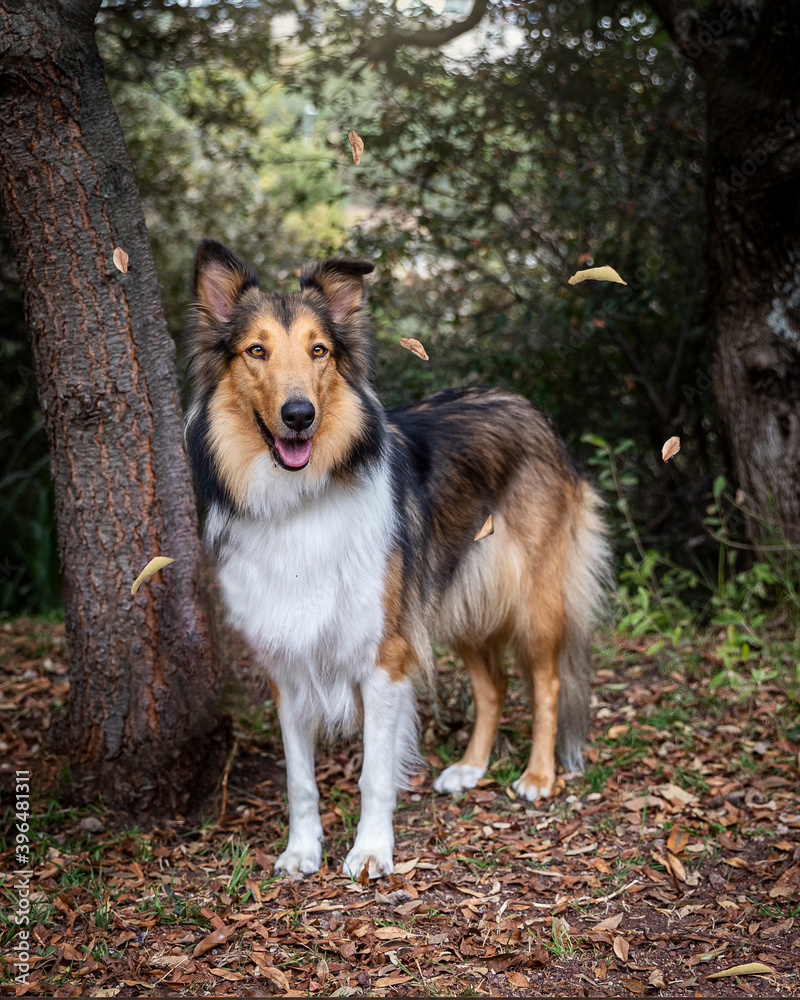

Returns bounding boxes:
[613,934,630,962]
[399,337,429,361]
[348,130,364,164]
[112,247,129,273]
[474,514,494,541]
[568,265,627,286]
[708,962,774,979]
[131,556,175,595]
[662,436,681,462]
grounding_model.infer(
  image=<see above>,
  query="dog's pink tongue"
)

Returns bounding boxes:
[275,437,312,468]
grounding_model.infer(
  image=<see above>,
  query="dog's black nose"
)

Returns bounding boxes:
[281,397,315,431]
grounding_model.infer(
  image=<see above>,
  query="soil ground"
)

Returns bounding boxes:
[1,617,799,997]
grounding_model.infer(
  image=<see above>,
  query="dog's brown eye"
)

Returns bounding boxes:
[312,344,328,358]
[246,345,265,358]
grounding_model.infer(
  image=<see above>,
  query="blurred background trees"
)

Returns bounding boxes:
[2,0,797,627]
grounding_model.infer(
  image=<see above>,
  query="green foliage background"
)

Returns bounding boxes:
[0,1,737,614]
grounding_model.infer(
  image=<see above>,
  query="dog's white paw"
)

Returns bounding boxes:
[274,843,322,877]
[512,771,555,801]
[433,763,485,794]
[342,844,393,880]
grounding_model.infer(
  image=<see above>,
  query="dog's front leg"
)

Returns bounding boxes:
[343,669,414,880]
[273,687,323,876]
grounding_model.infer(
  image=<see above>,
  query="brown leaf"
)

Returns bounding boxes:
[648,968,666,989]
[667,824,690,856]
[399,337,429,361]
[112,246,129,273]
[337,940,357,960]
[707,962,774,979]
[374,926,416,940]
[666,852,686,882]
[621,979,645,994]
[506,970,530,989]
[474,514,494,541]
[593,913,624,932]
[192,929,228,958]
[254,961,292,991]
[661,436,681,462]
[568,265,627,285]
[348,130,364,164]
[209,969,245,981]
[722,856,750,869]
[613,934,630,962]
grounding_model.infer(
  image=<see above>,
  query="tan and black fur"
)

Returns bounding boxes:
[185,239,610,876]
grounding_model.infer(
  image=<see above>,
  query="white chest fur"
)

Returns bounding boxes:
[210,465,395,733]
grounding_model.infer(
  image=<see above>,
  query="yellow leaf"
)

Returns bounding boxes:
[568,265,627,285]
[348,129,364,164]
[474,514,494,541]
[707,962,774,979]
[131,556,175,595]
[661,436,681,462]
[112,246,129,273]
[608,723,629,739]
[399,337,429,361]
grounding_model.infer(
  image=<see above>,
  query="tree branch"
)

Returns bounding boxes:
[358,0,491,63]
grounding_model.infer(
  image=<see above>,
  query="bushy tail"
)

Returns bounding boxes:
[557,482,612,773]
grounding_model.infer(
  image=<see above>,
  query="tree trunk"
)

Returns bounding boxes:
[707,79,800,544]
[651,0,800,545]
[0,0,229,818]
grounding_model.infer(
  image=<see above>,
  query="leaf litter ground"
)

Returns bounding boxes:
[1,618,799,997]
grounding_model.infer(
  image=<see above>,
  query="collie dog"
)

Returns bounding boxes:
[185,239,610,879]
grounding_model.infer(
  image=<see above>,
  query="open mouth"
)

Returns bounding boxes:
[254,412,312,471]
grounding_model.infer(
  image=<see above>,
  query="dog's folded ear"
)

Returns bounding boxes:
[193,239,260,324]
[300,259,374,326]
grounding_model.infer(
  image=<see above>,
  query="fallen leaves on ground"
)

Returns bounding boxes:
[1,619,799,997]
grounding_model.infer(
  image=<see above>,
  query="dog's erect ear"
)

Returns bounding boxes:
[300,259,374,325]
[193,239,260,324]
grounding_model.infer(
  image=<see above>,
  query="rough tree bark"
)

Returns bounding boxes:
[648,0,800,544]
[0,0,229,817]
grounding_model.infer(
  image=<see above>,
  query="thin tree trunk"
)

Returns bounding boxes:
[0,0,229,817]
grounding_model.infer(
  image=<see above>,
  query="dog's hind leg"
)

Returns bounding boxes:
[511,595,565,801]
[433,643,507,794]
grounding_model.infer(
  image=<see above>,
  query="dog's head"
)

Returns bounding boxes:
[186,240,381,510]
